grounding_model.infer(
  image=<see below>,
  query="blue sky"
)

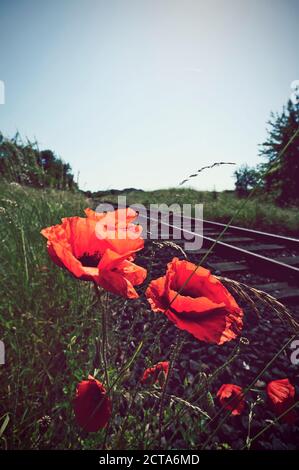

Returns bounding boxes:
[0,0,298,191]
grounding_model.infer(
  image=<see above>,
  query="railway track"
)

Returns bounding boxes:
[137,209,299,303]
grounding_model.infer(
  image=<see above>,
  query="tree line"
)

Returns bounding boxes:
[0,132,78,190]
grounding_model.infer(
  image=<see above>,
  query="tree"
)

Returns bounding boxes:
[259,100,299,206]
[0,133,78,191]
[234,164,260,196]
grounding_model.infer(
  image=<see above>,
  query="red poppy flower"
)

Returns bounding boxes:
[267,378,297,424]
[146,258,243,345]
[73,375,111,432]
[140,361,170,386]
[41,213,146,298]
[217,384,245,416]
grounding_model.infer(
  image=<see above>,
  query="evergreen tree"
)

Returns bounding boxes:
[259,100,299,206]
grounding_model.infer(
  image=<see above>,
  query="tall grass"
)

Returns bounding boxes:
[94,188,299,235]
[0,182,100,448]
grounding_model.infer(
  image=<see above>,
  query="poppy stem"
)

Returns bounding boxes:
[102,291,110,390]
[245,400,260,450]
[161,338,242,447]
[81,340,144,433]
[242,399,299,448]
[93,285,110,389]
[115,386,141,448]
[201,334,297,449]
[158,333,184,448]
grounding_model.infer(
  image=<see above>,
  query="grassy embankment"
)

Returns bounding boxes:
[0,182,100,449]
[93,187,299,236]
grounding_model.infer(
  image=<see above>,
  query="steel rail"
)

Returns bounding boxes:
[150,209,299,248]
[138,212,299,284]
[191,216,299,248]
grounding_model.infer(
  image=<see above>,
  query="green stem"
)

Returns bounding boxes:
[115,386,140,449]
[82,340,144,433]
[158,333,183,447]
[163,338,242,445]
[94,285,110,388]
[102,291,110,389]
[201,334,297,449]
[243,400,299,449]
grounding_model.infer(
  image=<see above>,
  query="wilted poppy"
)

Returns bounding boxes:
[146,258,243,344]
[73,375,111,432]
[217,384,245,416]
[41,213,146,298]
[141,361,170,386]
[267,378,297,424]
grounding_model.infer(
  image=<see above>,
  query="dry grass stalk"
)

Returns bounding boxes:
[139,390,210,419]
[152,240,187,258]
[217,276,299,334]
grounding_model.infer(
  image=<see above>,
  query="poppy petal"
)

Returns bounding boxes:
[73,376,111,432]
[145,276,168,312]
[98,269,139,299]
[146,257,243,345]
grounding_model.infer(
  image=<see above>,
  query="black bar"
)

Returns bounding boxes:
[0,450,298,466]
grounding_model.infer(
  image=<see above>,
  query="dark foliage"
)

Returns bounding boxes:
[234,165,260,197]
[0,132,78,190]
[259,100,299,206]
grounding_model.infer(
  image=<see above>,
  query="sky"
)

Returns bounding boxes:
[0,0,298,192]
